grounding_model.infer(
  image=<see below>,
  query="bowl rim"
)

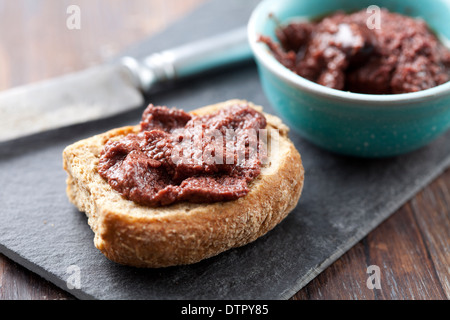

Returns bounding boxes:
[247,0,450,105]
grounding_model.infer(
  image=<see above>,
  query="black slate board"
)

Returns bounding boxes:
[1,0,450,300]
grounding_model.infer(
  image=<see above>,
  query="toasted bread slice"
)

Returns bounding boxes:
[63,100,304,267]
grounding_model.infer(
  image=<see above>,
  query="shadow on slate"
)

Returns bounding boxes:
[1,0,450,300]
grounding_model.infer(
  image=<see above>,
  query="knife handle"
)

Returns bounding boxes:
[121,27,252,92]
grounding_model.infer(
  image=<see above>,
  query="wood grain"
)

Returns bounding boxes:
[0,0,206,301]
[0,0,449,300]
[0,254,73,300]
[294,168,450,300]
[0,0,205,89]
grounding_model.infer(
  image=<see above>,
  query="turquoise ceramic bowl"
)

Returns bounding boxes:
[248,0,450,157]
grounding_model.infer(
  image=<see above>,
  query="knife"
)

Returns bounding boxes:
[0,27,252,142]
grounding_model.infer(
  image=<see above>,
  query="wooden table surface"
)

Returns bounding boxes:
[0,0,448,300]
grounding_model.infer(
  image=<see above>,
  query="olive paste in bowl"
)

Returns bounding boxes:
[248,0,450,157]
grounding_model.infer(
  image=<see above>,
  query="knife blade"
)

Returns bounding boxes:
[0,27,251,142]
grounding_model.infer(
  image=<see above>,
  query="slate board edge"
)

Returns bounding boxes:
[0,242,93,300]
[1,153,449,301]
[2,0,450,300]
[278,154,450,300]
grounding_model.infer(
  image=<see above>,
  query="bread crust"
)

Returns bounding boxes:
[63,100,304,267]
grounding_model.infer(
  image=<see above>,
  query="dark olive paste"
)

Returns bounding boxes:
[260,9,450,94]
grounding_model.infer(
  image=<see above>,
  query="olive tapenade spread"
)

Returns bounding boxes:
[98,104,268,207]
[260,8,450,94]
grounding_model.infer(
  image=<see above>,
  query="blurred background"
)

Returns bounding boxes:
[0,0,209,299]
[0,0,206,91]
[0,0,448,301]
